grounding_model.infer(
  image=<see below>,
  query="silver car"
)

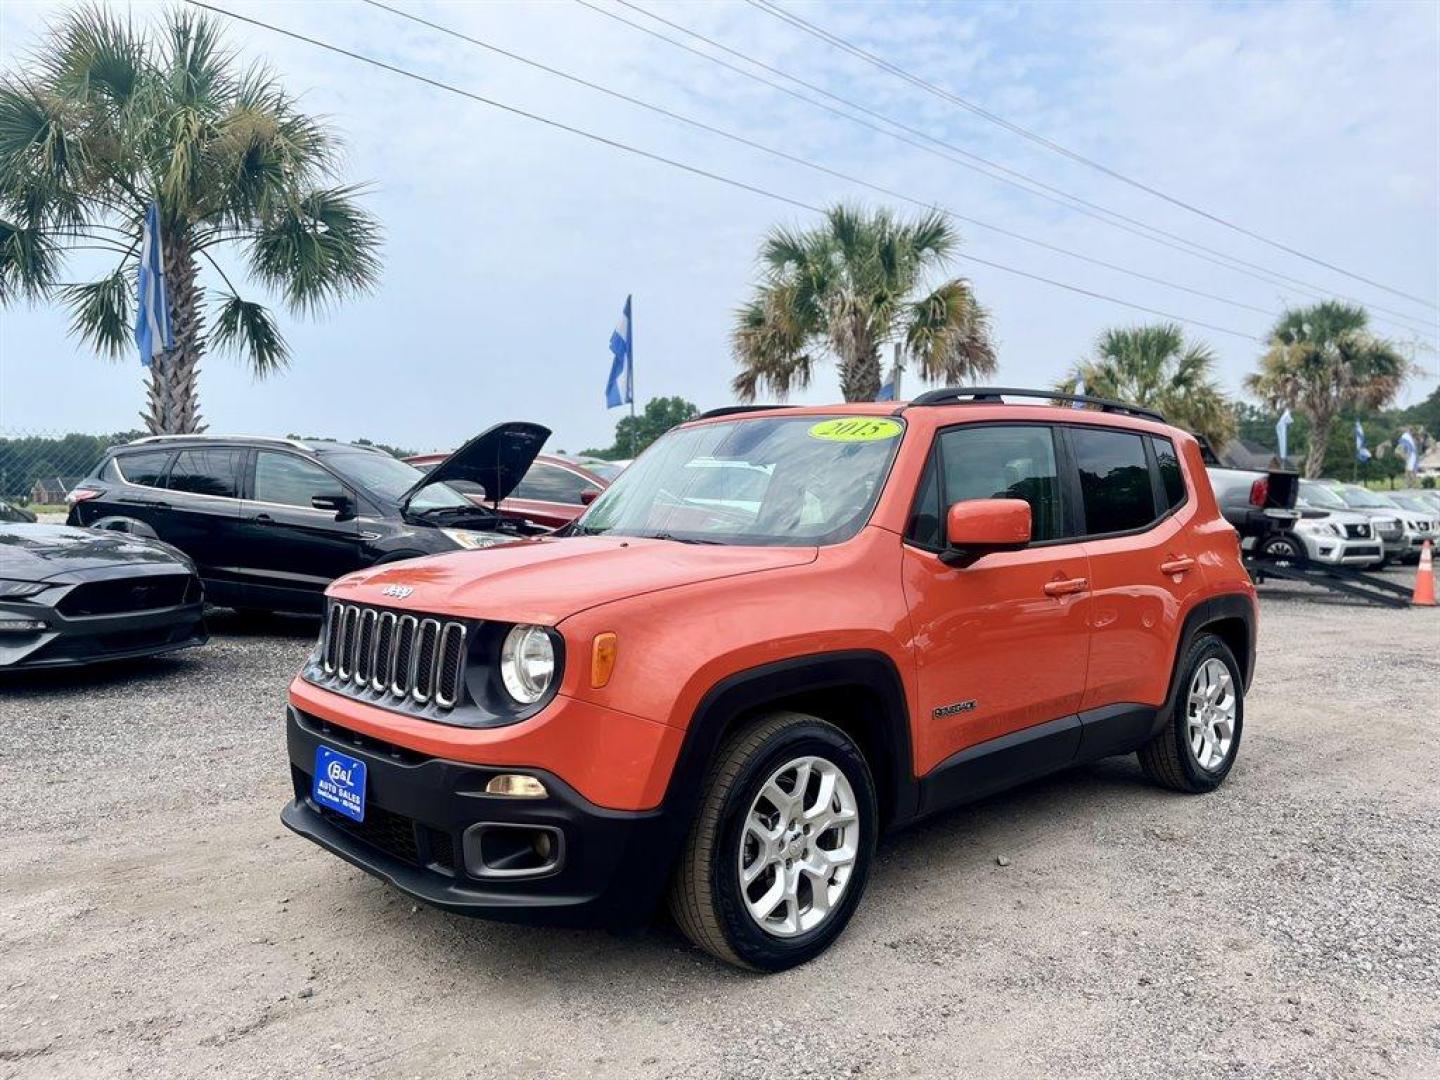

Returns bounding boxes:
[1384,493,1438,563]
[1276,481,1386,567]
[1327,483,1406,564]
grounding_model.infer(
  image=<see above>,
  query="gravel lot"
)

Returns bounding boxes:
[2,574,1437,1079]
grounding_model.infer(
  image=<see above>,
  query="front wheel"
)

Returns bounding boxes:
[1138,634,1244,793]
[1260,533,1304,566]
[669,712,877,971]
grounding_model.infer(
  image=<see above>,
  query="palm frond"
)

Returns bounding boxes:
[59,264,132,355]
[247,184,381,313]
[210,291,290,376]
[40,3,144,110]
[904,277,996,384]
[0,217,61,301]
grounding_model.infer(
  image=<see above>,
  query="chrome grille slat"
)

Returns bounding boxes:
[372,612,397,692]
[316,603,468,714]
[412,619,440,703]
[435,623,466,708]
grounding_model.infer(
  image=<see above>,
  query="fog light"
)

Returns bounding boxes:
[0,618,46,633]
[484,773,548,798]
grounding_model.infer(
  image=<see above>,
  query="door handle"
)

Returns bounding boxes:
[252,513,274,525]
[1043,577,1088,597]
[1160,556,1197,575]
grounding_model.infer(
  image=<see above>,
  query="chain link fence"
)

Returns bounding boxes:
[0,429,145,514]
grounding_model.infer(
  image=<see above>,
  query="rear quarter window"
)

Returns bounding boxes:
[1150,436,1187,510]
[115,450,174,488]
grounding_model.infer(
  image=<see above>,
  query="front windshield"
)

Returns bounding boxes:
[1340,486,1393,509]
[327,452,472,511]
[581,460,625,482]
[575,415,904,545]
[1299,481,1347,510]
[1391,495,1429,513]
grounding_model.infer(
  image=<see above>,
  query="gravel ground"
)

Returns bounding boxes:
[1,574,1437,1080]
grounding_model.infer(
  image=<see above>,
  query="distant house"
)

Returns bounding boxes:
[29,476,77,504]
[1418,444,1440,479]
[1217,438,1280,471]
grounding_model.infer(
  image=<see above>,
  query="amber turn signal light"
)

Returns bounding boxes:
[590,632,618,688]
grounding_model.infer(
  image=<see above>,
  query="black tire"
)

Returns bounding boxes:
[1138,633,1244,794]
[668,711,877,972]
[1260,533,1304,566]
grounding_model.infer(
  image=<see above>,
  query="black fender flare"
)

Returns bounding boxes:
[1151,593,1257,738]
[662,650,919,832]
[88,515,158,539]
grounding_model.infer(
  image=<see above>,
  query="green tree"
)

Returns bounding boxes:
[583,396,698,459]
[1245,302,1409,478]
[731,205,996,402]
[1058,323,1236,447]
[0,5,381,433]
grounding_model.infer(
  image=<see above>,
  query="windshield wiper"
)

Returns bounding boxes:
[642,532,723,545]
[412,504,497,521]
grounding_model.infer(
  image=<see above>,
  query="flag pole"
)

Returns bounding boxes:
[628,297,637,459]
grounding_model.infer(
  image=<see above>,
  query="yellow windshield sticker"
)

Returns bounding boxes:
[807,418,903,442]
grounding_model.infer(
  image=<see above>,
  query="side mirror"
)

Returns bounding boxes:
[579,489,600,506]
[311,492,355,520]
[941,498,1031,567]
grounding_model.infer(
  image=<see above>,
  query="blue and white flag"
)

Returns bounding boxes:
[1354,419,1371,463]
[1276,408,1293,461]
[135,202,174,367]
[605,295,633,409]
[1398,429,1419,472]
[1072,374,1086,409]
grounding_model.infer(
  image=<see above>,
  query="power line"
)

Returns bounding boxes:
[363,0,1277,321]
[748,0,1439,313]
[184,1,1262,341]
[588,0,1437,340]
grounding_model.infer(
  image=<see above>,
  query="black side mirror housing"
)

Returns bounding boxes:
[311,492,355,520]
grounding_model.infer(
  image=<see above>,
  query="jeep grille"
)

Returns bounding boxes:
[320,602,468,710]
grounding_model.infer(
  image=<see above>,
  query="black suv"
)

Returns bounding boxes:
[66,423,550,614]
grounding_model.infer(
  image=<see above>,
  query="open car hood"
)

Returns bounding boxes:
[400,421,551,509]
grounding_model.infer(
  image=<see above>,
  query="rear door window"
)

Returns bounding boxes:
[167,448,243,499]
[253,451,339,508]
[116,450,174,488]
[1071,428,1157,535]
[909,424,1065,547]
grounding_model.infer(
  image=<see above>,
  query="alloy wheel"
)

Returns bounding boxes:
[738,755,859,938]
[1187,657,1236,771]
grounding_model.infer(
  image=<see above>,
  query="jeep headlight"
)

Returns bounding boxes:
[499,624,556,704]
[441,528,509,550]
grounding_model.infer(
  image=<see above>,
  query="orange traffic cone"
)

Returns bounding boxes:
[1413,540,1436,607]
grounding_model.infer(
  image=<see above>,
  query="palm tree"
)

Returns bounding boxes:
[1058,323,1236,447]
[0,5,381,433]
[731,205,996,402]
[1245,302,1409,478]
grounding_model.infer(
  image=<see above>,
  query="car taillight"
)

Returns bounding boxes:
[66,488,102,505]
[1248,476,1269,508]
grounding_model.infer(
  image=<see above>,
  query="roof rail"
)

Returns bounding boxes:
[696,404,797,420]
[907,386,1166,423]
[127,434,313,450]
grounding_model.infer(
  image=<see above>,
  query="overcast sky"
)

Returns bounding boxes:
[2,0,1437,454]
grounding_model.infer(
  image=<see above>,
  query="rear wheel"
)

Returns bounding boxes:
[669,712,876,971]
[1138,634,1244,793]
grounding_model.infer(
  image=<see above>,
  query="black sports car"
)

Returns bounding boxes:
[0,523,207,670]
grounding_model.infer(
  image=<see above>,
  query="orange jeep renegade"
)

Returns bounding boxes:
[283,388,1256,970]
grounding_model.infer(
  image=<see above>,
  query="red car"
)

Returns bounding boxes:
[405,452,622,528]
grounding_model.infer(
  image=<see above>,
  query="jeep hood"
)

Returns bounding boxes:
[400,421,550,509]
[328,536,818,624]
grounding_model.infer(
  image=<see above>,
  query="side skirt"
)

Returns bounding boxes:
[916,703,1157,818]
